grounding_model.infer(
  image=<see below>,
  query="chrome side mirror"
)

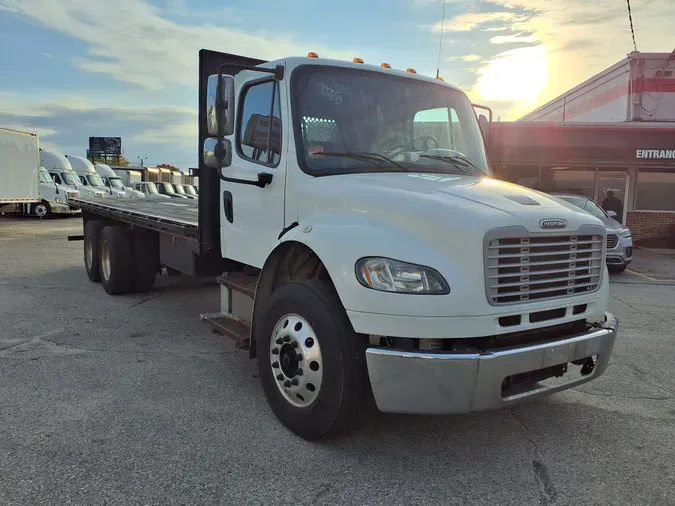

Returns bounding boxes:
[207,74,235,137]
[203,137,232,169]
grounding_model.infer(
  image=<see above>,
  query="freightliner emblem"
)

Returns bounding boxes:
[540,219,567,229]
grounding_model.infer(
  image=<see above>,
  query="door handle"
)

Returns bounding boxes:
[223,190,234,223]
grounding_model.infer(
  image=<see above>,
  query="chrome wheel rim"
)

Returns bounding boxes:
[101,240,111,281]
[270,313,323,408]
[35,204,47,217]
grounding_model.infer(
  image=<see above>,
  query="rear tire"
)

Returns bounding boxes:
[99,226,133,295]
[84,220,106,282]
[130,228,158,293]
[256,279,371,440]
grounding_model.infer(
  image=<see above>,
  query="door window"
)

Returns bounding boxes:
[51,173,62,184]
[238,80,281,166]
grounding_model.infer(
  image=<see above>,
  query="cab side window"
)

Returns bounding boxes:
[238,80,281,167]
[51,173,62,184]
[79,176,87,185]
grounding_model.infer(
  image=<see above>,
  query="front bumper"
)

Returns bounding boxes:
[52,203,80,215]
[365,311,618,414]
[606,236,633,267]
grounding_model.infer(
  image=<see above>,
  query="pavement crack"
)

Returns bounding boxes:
[128,290,165,308]
[610,293,670,323]
[577,389,673,401]
[511,407,558,505]
[613,359,675,396]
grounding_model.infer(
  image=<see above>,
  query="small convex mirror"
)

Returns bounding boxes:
[207,74,236,137]
[203,137,232,169]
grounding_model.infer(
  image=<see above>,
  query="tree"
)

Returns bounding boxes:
[88,151,132,167]
[156,163,181,171]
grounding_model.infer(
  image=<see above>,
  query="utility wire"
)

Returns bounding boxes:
[436,0,447,79]
[625,0,637,52]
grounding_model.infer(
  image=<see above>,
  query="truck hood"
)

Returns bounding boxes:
[296,173,604,236]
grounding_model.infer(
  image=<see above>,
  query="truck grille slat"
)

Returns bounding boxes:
[485,232,604,305]
[489,265,603,279]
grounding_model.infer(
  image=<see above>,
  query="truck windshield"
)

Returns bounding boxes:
[184,185,197,196]
[158,182,175,194]
[61,172,80,186]
[174,184,186,195]
[87,174,105,187]
[291,67,489,177]
[39,170,52,183]
[108,178,124,189]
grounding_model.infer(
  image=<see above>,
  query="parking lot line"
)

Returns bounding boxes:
[625,269,675,283]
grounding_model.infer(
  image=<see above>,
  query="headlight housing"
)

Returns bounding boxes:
[619,228,632,238]
[54,197,63,204]
[355,257,450,295]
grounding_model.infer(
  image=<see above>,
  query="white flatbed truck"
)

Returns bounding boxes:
[69,49,619,440]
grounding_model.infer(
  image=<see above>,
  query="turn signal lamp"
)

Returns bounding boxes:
[380,63,391,68]
[353,57,364,64]
[406,68,417,74]
[307,52,319,58]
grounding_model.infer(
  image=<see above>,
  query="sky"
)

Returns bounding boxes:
[0,0,672,169]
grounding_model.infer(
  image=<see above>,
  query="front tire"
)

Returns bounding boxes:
[608,264,627,274]
[99,226,133,295]
[33,201,51,219]
[256,280,370,440]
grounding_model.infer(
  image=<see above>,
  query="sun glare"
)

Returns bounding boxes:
[474,45,549,106]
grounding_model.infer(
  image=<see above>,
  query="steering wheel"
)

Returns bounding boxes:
[414,135,440,151]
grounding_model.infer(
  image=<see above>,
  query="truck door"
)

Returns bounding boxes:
[217,69,286,268]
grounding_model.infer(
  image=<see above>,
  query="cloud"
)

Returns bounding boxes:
[0,0,356,91]
[449,54,482,62]
[438,0,675,119]
[0,93,197,167]
[40,52,52,58]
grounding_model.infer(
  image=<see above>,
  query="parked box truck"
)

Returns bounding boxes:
[0,128,39,212]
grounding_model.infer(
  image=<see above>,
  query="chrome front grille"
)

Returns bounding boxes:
[606,234,618,249]
[485,231,604,305]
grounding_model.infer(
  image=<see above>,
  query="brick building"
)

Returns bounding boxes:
[488,121,675,241]
[487,51,675,242]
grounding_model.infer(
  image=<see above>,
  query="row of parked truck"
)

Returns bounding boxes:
[0,127,198,219]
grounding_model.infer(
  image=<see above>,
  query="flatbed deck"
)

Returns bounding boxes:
[70,197,198,239]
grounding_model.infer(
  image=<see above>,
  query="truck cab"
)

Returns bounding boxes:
[94,163,144,199]
[40,149,106,200]
[28,167,81,218]
[132,181,171,200]
[67,155,127,199]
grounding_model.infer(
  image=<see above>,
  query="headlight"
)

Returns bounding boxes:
[619,229,631,238]
[117,192,127,198]
[355,257,450,295]
[54,197,63,204]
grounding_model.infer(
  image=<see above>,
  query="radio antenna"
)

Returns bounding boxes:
[436,0,447,79]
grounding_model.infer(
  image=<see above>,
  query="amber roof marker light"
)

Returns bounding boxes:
[380,63,391,68]
[353,57,364,64]
[307,52,319,58]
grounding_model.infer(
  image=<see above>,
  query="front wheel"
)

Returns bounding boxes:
[256,280,371,440]
[33,201,51,219]
[608,264,627,274]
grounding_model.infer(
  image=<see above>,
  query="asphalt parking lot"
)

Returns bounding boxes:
[1,216,674,506]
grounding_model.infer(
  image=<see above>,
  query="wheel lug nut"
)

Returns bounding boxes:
[283,336,290,342]
[271,348,279,355]
[291,341,298,348]
[272,361,279,368]
[276,374,283,381]
[283,380,291,388]
[275,338,283,345]
[296,368,303,376]
[291,378,299,386]
[296,354,303,361]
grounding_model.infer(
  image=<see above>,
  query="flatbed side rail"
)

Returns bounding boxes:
[69,197,198,241]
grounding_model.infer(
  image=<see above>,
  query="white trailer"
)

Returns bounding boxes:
[69,49,619,440]
[520,51,675,122]
[0,128,39,212]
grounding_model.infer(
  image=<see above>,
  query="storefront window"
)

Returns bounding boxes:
[551,169,595,198]
[635,171,675,211]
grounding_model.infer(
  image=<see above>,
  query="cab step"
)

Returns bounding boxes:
[200,311,251,349]
[216,272,258,299]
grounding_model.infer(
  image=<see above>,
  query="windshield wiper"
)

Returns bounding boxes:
[319,152,409,172]
[418,154,486,175]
